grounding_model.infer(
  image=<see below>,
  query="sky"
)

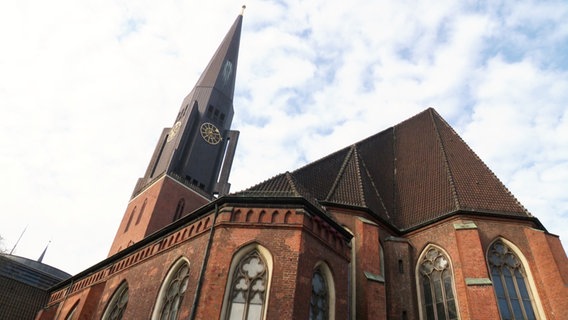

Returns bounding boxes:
[0,0,567,275]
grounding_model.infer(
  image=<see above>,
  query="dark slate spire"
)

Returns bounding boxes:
[194,13,243,101]
[134,12,244,197]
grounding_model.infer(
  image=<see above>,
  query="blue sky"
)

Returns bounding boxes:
[0,0,567,275]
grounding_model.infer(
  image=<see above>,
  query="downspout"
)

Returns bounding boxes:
[189,203,219,320]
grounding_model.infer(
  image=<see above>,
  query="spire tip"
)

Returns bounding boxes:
[240,5,246,15]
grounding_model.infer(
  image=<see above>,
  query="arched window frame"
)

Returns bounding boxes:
[151,257,191,320]
[486,238,545,320]
[64,300,80,320]
[415,245,459,320]
[135,198,147,225]
[173,198,185,221]
[124,207,136,232]
[101,281,129,320]
[220,243,273,320]
[309,261,336,320]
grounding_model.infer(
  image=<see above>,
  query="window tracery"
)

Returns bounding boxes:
[226,250,267,320]
[102,282,129,320]
[155,261,190,320]
[488,240,537,320]
[418,247,458,320]
[309,268,329,320]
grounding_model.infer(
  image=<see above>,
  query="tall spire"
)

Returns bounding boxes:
[193,12,243,101]
[110,11,244,256]
[38,241,51,263]
[133,12,244,197]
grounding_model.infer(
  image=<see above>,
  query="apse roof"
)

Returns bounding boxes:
[236,108,531,231]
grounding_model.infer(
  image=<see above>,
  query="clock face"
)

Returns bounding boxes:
[167,121,182,142]
[200,122,222,145]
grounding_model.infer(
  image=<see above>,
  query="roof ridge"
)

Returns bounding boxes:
[325,146,355,201]
[351,148,366,206]
[284,171,301,197]
[429,109,461,210]
[236,171,286,193]
[356,147,391,219]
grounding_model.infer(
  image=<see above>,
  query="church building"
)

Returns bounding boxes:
[36,11,568,320]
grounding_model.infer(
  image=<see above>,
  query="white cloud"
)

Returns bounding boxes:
[0,0,566,274]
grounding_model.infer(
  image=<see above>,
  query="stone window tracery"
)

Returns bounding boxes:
[102,282,129,320]
[488,240,537,320]
[309,268,329,320]
[226,250,267,320]
[418,247,458,320]
[155,261,190,320]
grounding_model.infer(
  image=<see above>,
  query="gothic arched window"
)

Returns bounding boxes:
[309,262,335,320]
[124,207,136,232]
[487,240,537,320]
[136,199,147,225]
[65,301,79,320]
[417,246,458,320]
[152,258,190,320]
[226,250,269,320]
[310,268,328,320]
[173,199,185,221]
[102,281,129,320]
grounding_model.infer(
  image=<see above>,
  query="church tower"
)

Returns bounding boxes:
[108,13,243,256]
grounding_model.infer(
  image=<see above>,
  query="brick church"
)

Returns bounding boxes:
[36,11,567,320]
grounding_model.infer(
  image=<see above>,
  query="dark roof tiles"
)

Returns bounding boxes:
[237,108,532,231]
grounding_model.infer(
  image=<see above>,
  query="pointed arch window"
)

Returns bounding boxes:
[226,250,267,320]
[65,301,79,320]
[152,258,190,320]
[124,207,136,232]
[221,245,273,320]
[487,240,537,320]
[136,199,147,225]
[173,199,185,221]
[102,281,129,320]
[418,246,458,320]
[309,262,335,320]
[310,268,328,320]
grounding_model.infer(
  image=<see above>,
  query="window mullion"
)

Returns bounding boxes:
[511,268,528,320]
[499,267,515,319]
[242,279,251,320]
[441,272,449,320]
[429,276,438,320]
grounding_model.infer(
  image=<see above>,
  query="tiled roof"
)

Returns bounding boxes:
[233,171,327,214]
[237,108,530,231]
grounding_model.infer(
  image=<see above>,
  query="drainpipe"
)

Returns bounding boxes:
[189,203,220,320]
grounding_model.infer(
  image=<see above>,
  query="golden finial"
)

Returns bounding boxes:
[241,5,246,15]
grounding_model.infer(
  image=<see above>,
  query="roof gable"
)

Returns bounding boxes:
[237,108,532,231]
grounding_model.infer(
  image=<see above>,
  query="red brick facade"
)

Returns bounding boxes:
[34,11,568,320]
[37,204,351,319]
[37,199,567,320]
[108,175,210,256]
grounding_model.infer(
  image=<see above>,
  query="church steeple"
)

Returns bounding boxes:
[109,12,243,256]
[194,12,242,101]
[133,13,243,198]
